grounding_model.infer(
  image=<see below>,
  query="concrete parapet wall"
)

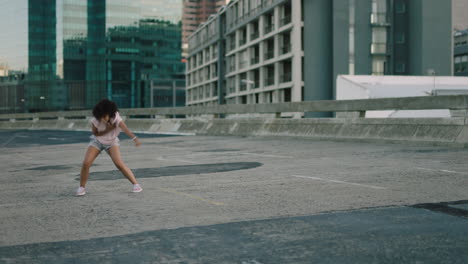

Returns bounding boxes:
[2,117,468,147]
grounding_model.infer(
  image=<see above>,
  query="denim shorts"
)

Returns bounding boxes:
[88,136,119,154]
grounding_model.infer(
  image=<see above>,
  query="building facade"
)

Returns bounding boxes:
[182,0,227,58]
[186,0,452,111]
[455,29,468,76]
[0,0,185,113]
[187,0,302,107]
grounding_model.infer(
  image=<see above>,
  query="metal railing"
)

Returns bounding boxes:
[264,50,275,60]
[265,76,275,86]
[370,12,390,26]
[370,43,388,55]
[280,73,292,83]
[251,32,260,40]
[280,44,291,55]
[2,95,468,120]
[264,24,275,34]
[280,16,292,27]
[251,57,259,65]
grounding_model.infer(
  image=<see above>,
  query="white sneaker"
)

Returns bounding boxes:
[132,184,143,193]
[76,187,86,196]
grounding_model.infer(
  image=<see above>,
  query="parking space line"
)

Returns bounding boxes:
[415,167,468,175]
[291,175,386,190]
[1,134,18,147]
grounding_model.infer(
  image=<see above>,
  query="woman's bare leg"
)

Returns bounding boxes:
[107,145,138,184]
[79,146,101,187]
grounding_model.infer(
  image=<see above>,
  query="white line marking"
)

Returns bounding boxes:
[1,134,18,147]
[47,137,65,141]
[241,260,264,264]
[241,152,293,159]
[415,167,468,175]
[156,157,198,164]
[291,175,386,190]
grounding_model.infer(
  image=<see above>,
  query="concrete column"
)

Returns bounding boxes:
[259,12,265,36]
[274,61,279,90]
[274,5,280,32]
[333,0,350,94]
[217,14,225,105]
[247,20,252,42]
[303,0,333,117]
[273,90,279,103]
[259,15,265,90]
[354,0,372,75]
[291,0,302,102]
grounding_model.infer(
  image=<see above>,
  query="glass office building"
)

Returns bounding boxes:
[0,0,185,113]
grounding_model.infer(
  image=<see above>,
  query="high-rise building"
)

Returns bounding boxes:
[0,0,185,113]
[455,29,468,76]
[453,0,468,31]
[182,0,227,58]
[186,0,452,113]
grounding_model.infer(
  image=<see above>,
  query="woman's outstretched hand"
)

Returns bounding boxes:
[134,137,141,147]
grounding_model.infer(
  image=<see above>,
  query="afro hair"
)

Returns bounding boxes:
[92,99,118,121]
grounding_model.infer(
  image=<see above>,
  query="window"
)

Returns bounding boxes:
[396,63,406,73]
[240,95,247,104]
[396,33,405,44]
[284,88,291,102]
[395,2,406,13]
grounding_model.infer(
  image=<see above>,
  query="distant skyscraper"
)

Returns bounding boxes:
[453,0,468,31]
[454,29,468,76]
[0,0,185,112]
[182,0,227,58]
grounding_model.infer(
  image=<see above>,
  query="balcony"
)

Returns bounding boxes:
[239,36,247,47]
[251,57,259,65]
[264,24,275,34]
[281,72,292,83]
[370,43,389,55]
[280,44,291,55]
[370,13,390,26]
[251,32,259,40]
[265,76,275,86]
[265,50,275,60]
[239,60,248,69]
[240,83,247,91]
[280,16,292,27]
[229,41,236,51]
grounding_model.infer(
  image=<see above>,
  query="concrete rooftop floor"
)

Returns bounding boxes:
[0,130,467,263]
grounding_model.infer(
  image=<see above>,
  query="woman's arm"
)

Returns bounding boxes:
[119,121,141,147]
[92,123,116,136]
